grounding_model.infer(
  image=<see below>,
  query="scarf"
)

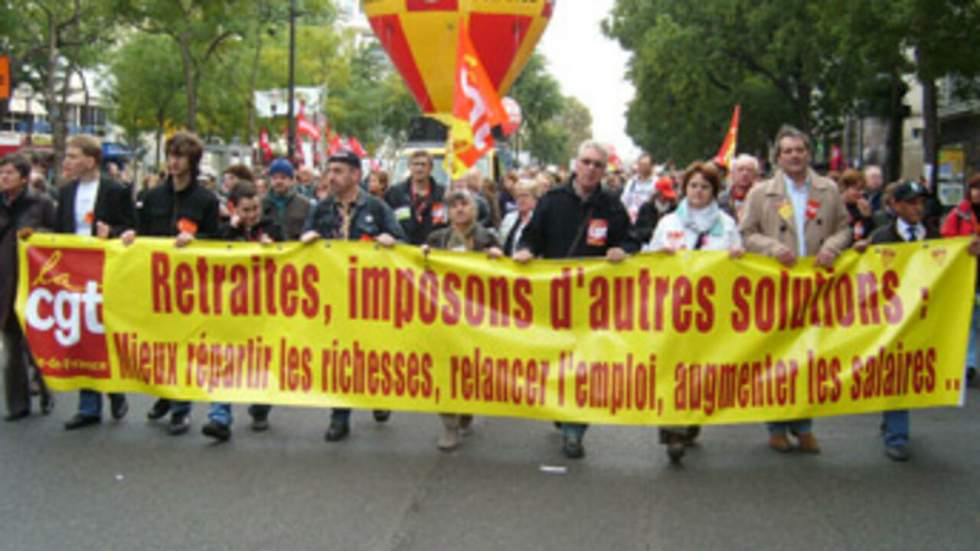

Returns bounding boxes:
[676,199,723,237]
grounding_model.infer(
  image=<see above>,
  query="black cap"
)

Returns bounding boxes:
[892,181,928,202]
[327,149,361,170]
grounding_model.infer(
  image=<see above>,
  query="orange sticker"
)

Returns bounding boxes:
[84,211,94,225]
[586,219,608,247]
[806,199,820,220]
[431,202,447,225]
[177,218,198,235]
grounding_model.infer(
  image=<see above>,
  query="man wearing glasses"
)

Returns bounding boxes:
[514,140,638,459]
[384,150,448,245]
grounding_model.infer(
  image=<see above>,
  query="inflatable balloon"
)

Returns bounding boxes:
[364,0,555,113]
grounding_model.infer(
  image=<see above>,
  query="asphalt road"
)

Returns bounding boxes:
[2,366,980,550]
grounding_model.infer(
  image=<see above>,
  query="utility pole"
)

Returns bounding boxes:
[287,0,297,160]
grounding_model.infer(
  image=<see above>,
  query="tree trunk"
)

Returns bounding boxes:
[246,28,264,146]
[885,71,904,182]
[179,32,197,132]
[917,47,940,189]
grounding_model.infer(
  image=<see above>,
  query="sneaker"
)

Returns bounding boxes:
[324,421,350,442]
[769,434,792,453]
[885,443,911,462]
[147,399,171,421]
[202,420,231,442]
[682,426,701,446]
[437,425,460,451]
[372,410,391,423]
[168,414,190,436]
[561,433,585,459]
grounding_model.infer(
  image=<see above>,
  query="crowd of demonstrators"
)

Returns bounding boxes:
[384,150,448,245]
[0,153,56,421]
[838,169,876,242]
[302,150,405,443]
[515,140,638,459]
[262,158,314,241]
[57,135,136,431]
[8,126,980,466]
[740,125,853,456]
[423,189,503,450]
[646,161,744,463]
[941,175,980,386]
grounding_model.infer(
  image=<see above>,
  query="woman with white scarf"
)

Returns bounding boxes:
[646,161,744,464]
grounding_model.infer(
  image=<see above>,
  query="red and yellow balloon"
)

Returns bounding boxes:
[364,0,555,113]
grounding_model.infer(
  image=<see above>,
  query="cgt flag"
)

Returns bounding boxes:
[434,18,507,180]
[714,104,740,169]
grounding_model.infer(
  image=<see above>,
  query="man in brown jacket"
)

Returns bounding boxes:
[739,125,852,454]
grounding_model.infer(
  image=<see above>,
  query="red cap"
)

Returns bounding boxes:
[656,177,677,200]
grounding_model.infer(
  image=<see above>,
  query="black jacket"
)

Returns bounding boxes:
[1,190,56,327]
[384,177,448,245]
[55,176,135,237]
[305,190,406,242]
[136,176,219,238]
[219,218,284,242]
[632,200,677,245]
[518,178,638,259]
[869,219,940,245]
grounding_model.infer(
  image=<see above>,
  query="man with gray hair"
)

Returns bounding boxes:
[719,153,761,221]
[515,139,639,459]
[864,164,885,213]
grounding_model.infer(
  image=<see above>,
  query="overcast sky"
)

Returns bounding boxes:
[538,0,640,161]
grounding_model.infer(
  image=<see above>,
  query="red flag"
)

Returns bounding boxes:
[349,137,368,158]
[258,129,273,162]
[435,18,507,178]
[328,134,344,156]
[714,105,740,169]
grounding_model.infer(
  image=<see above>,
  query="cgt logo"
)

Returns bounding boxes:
[22,246,109,376]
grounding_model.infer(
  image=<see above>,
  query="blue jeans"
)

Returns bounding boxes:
[209,403,233,426]
[882,410,909,447]
[560,422,588,440]
[77,389,124,418]
[767,419,813,435]
[331,408,351,424]
[967,296,980,369]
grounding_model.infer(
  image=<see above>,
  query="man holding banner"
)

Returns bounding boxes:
[122,131,219,436]
[740,125,852,454]
[301,149,406,443]
[515,140,638,459]
[57,135,135,431]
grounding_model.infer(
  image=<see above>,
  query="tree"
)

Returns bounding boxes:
[555,96,593,165]
[107,33,185,167]
[7,0,120,174]
[509,53,566,163]
[112,0,246,132]
[603,0,866,163]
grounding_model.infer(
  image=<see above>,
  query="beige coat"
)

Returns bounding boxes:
[739,169,851,257]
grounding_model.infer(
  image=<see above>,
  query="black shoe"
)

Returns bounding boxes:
[324,421,350,442]
[110,396,128,420]
[885,443,911,462]
[202,420,231,442]
[64,414,101,431]
[666,436,686,464]
[4,411,29,422]
[168,414,190,436]
[561,433,585,459]
[40,394,55,415]
[250,414,269,432]
[147,399,171,421]
[373,410,391,423]
[682,426,701,446]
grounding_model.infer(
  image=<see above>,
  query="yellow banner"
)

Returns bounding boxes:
[16,235,975,425]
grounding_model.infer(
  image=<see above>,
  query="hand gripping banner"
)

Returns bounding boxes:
[16,235,976,425]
